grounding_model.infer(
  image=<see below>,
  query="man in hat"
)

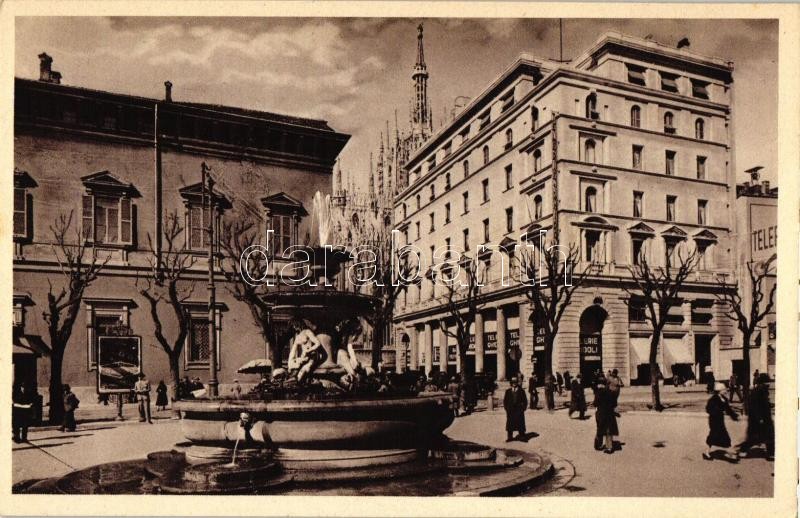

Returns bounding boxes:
[61,384,79,432]
[134,372,152,424]
[737,373,774,460]
[503,376,528,441]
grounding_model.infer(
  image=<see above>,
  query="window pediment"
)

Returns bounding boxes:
[573,216,618,231]
[661,225,688,240]
[14,169,38,189]
[693,229,718,243]
[179,182,232,209]
[628,222,655,236]
[260,192,308,216]
[81,171,140,198]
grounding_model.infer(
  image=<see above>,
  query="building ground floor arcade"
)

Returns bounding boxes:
[393,283,768,386]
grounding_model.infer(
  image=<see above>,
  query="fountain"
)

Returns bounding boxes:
[17,192,553,496]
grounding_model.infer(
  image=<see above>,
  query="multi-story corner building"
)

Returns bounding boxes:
[12,54,349,401]
[734,167,778,379]
[392,32,742,386]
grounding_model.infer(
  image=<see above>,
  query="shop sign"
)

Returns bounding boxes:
[580,334,602,361]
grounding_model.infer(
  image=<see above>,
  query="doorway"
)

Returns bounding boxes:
[579,301,608,384]
[694,334,713,383]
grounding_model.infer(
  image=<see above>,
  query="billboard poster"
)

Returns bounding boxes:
[97,336,142,393]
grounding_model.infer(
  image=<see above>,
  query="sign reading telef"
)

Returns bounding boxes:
[749,203,777,262]
[97,336,142,393]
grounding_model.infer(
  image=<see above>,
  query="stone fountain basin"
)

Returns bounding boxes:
[174,393,456,450]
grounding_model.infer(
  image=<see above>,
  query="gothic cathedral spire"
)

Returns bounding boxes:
[411,23,432,136]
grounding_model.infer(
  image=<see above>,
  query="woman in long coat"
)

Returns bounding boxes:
[155,380,169,411]
[503,377,528,441]
[704,382,738,460]
[593,381,618,453]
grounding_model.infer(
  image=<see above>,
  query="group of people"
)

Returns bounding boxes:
[704,373,774,461]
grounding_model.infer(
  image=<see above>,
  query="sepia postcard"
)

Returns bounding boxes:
[1,1,798,517]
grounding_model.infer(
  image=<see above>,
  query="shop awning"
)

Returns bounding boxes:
[629,336,651,366]
[663,336,692,364]
[12,334,50,357]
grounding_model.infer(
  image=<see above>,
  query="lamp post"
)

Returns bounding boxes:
[202,162,219,397]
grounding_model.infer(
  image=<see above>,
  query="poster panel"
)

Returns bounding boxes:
[97,336,142,394]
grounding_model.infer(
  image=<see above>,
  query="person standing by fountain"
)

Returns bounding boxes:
[134,373,153,424]
[503,377,528,442]
[60,384,79,432]
[155,380,169,411]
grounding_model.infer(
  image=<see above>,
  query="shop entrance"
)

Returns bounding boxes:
[695,334,713,384]
[579,301,608,384]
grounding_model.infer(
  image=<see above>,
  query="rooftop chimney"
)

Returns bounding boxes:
[50,71,62,85]
[164,81,173,102]
[38,52,53,82]
[763,180,770,192]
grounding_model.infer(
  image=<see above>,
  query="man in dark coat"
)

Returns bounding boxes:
[462,377,477,414]
[737,373,774,459]
[528,374,539,410]
[563,371,572,392]
[593,380,618,453]
[704,382,738,460]
[503,377,528,441]
[568,375,587,419]
[555,372,564,395]
[727,373,742,403]
[544,373,556,410]
[12,382,34,442]
[60,384,79,432]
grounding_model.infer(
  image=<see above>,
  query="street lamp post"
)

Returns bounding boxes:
[202,162,219,397]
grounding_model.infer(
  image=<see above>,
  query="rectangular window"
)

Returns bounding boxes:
[632,238,644,265]
[697,200,707,225]
[429,184,435,201]
[501,91,515,113]
[82,195,94,240]
[188,206,209,250]
[415,221,421,240]
[505,207,514,233]
[483,219,490,243]
[459,126,470,145]
[691,79,709,99]
[633,191,643,218]
[665,240,677,268]
[696,156,706,180]
[505,165,513,189]
[666,195,677,222]
[665,150,676,176]
[187,317,210,363]
[479,110,491,129]
[429,212,435,232]
[660,72,679,93]
[482,179,489,202]
[632,145,643,170]
[13,188,27,238]
[444,141,452,157]
[428,155,437,170]
[463,228,470,251]
[463,192,469,213]
[627,64,646,86]
[445,203,451,224]
[269,214,294,253]
[86,196,133,245]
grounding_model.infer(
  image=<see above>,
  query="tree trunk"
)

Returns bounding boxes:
[649,333,663,411]
[741,331,752,415]
[168,352,181,418]
[544,335,554,378]
[48,348,65,425]
[371,320,384,370]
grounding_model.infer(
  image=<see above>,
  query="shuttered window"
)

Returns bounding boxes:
[13,188,27,238]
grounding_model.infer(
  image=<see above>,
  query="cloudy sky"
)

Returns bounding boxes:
[16,17,778,188]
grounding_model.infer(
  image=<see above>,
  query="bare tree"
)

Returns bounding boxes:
[714,253,776,395]
[137,212,197,400]
[514,240,592,380]
[219,215,278,363]
[438,256,484,380]
[42,212,107,424]
[622,242,699,411]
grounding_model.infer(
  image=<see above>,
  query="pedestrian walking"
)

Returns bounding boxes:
[727,373,742,403]
[608,369,624,406]
[703,382,738,461]
[528,374,539,410]
[737,373,774,460]
[503,377,528,441]
[12,382,34,442]
[751,369,760,390]
[462,376,477,414]
[593,379,618,454]
[568,375,587,419]
[60,384,79,432]
[447,374,461,417]
[544,373,556,410]
[563,371,572,392]
[555,372,564,395]
[706,369,716,394]
[155,380,169,411]
[134,372,153,423]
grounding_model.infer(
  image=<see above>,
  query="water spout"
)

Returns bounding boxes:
[312,191,333,246]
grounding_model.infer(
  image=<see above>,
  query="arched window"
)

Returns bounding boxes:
[664,111,674,133]
[445,172,451,190]
[505,128,513,151]
[585,93,598,119]
[585,187,597,212]
[584,139,597,164]
[695,118,705,140]
[351,213,359,227]
[533,195,543,220]
[630,105,641,128]
[531,106,540,131]
[416,194,421,210]
[402,203,407,219]
[463,160,470,178]
[533,149,542,172]
[482,145,490,165]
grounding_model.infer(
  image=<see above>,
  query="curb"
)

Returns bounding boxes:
[28,416,178,432]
